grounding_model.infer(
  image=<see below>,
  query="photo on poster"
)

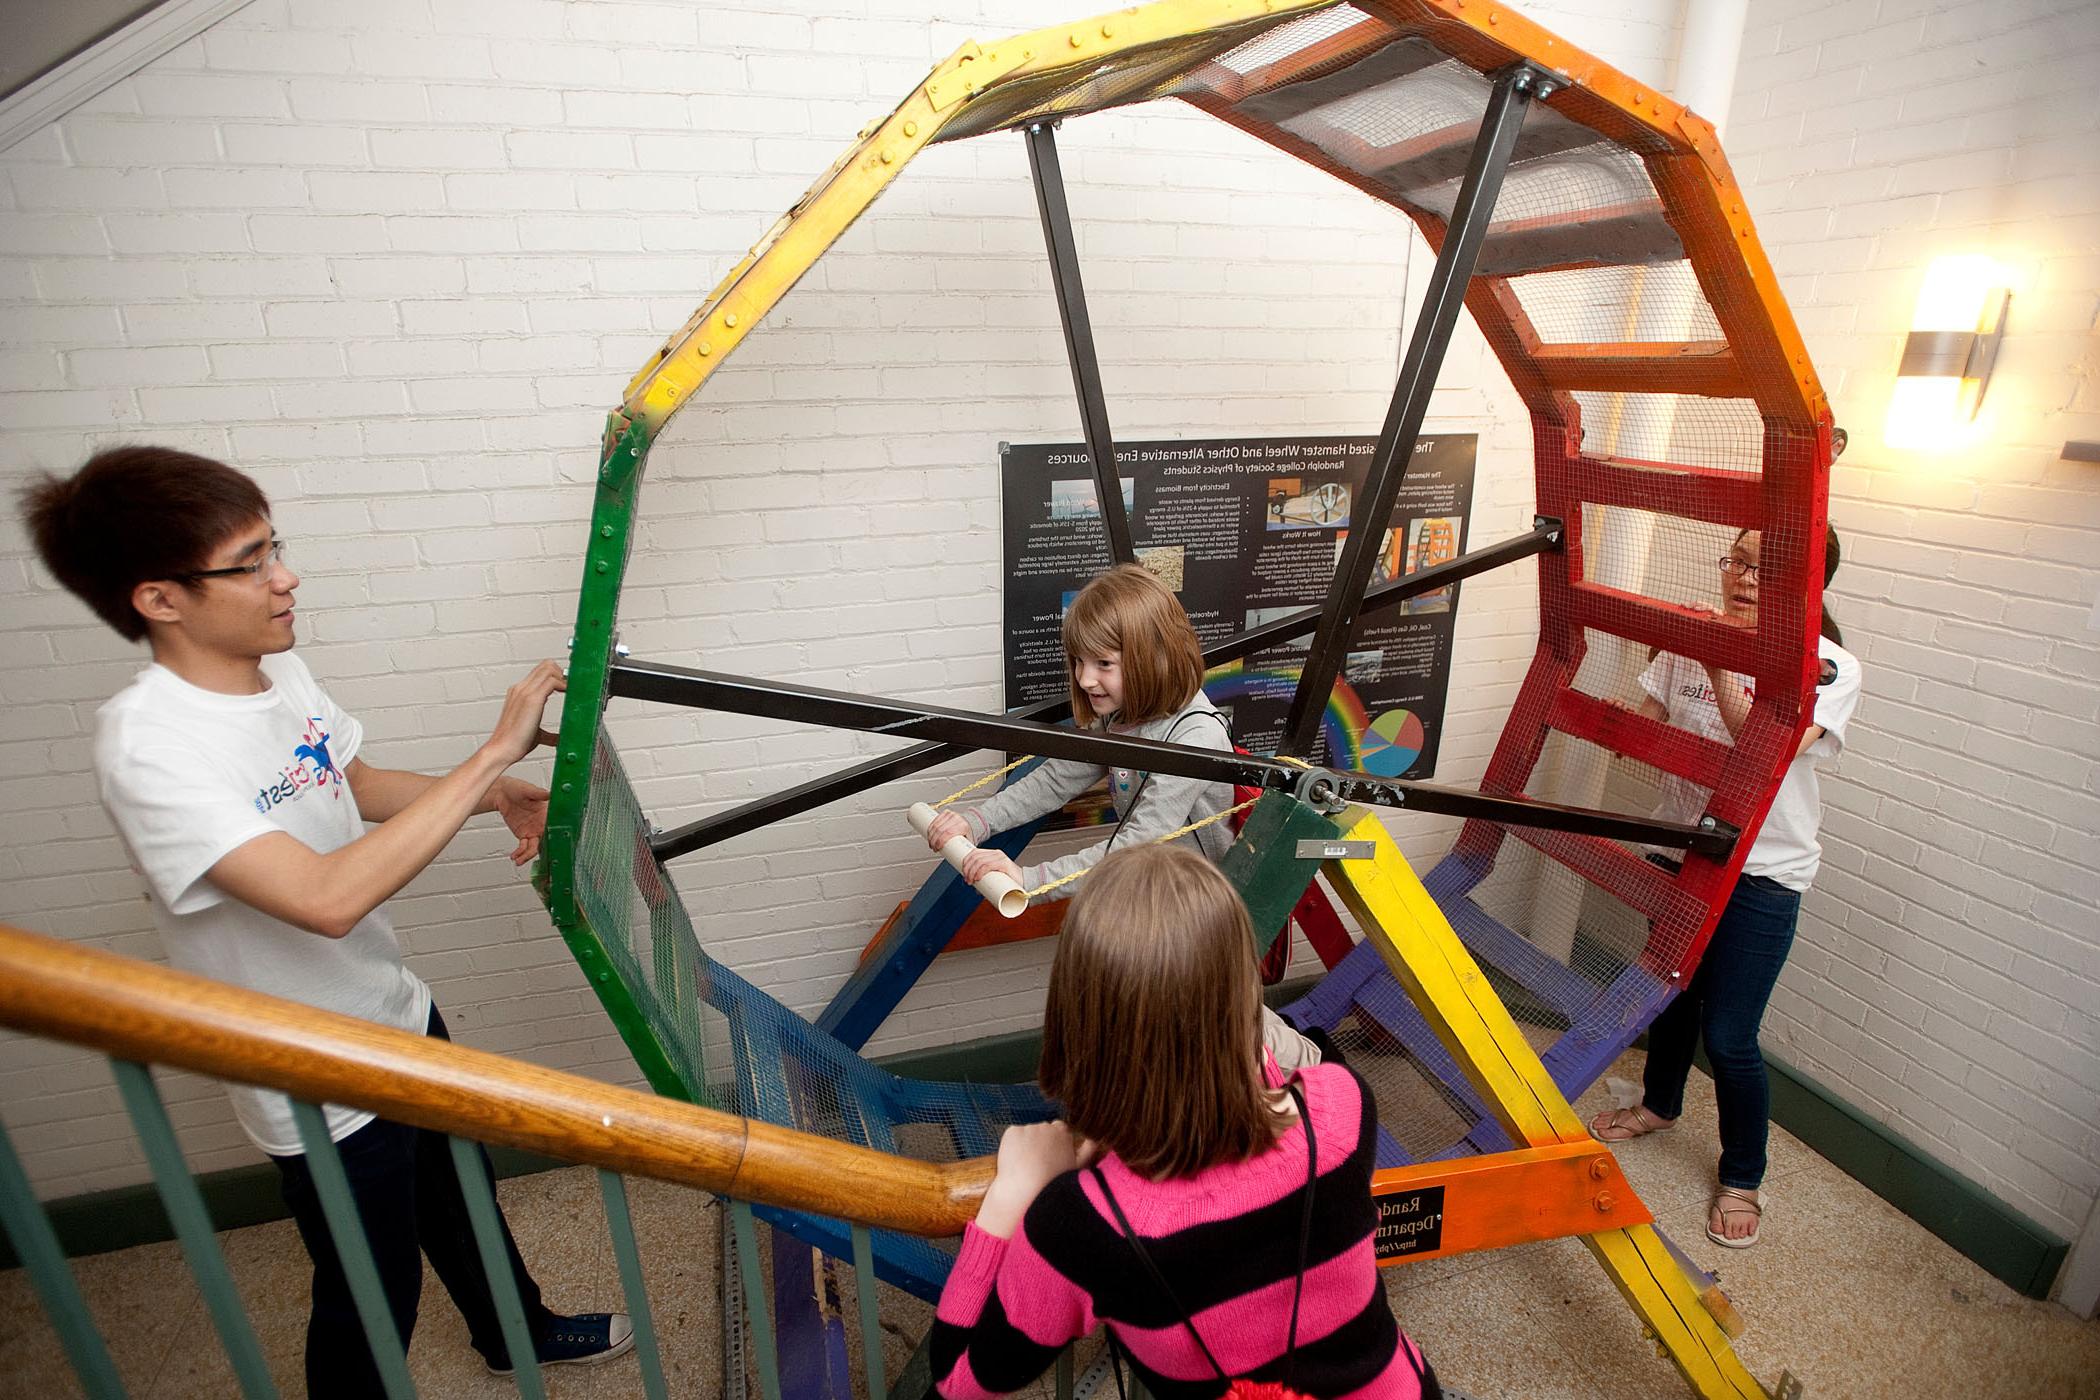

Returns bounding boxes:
[1244,604,1308,632]
[1403,515,1463,613]
[1265,477,1351,530]
[1334,527,1406,585]
[1049,476,1136,520]
[1136,544,1185,592]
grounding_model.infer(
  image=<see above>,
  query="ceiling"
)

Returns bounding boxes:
[0,0,167,101]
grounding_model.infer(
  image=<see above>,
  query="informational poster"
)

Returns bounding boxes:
[1000,433,1476,828]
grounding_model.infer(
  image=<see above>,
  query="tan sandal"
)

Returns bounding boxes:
[1588,1103,1676,1143]
[1707,1187,1765,1248]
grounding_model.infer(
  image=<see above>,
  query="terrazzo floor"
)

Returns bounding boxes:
[5,1050,2096,1399]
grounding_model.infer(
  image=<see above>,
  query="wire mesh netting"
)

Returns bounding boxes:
[576,728,1055,1293]
[1506,262,1724,344]
[1200,3,1383,84]
[1184,21,1687,285]
[581,727,1050,1142]
[1570,392,1765,473]
[575,727,713,1103]
[926,4,1396,145]
[1268,47,1483,152]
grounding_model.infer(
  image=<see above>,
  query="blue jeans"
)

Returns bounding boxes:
[271,1007,556,1398]
[1642,872,1801,1191]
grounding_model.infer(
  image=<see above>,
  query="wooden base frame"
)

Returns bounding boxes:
[1320,807,1769,1399]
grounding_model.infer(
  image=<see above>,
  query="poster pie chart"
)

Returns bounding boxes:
[1361,708,1425,776]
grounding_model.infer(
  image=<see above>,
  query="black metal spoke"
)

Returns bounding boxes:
[647,692,1070,861]
[1027,120,1134,565]
[1280,62,1556,757]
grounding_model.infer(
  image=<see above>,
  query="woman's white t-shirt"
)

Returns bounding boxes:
[94,653,430,1154]
[1638,635,1862,893]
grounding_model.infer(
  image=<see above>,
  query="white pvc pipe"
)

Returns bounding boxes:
[2059,1188,2100,1319]
[1675,0,1749,136]
[907,803,1029,919]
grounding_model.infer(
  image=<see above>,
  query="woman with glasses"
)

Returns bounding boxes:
[1589,525,1861,1250]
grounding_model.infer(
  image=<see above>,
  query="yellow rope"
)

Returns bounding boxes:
[931,755,1033,810]
[1024,795,1262,900]
[938,745,1315,904]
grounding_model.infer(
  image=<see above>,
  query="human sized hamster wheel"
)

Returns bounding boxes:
[533,3,1828,1395]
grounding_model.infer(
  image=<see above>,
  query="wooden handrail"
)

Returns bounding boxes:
[0,925,992,1236]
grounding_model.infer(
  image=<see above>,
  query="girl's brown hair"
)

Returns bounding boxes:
[1039,845,1280,1179]
[1818,524,1843,647]
[1062,564,1206,726]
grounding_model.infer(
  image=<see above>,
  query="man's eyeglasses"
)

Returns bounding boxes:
[180,539,287,582]
[1716,555,1760,581]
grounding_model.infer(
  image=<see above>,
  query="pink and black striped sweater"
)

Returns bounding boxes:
[932,1062,1435,1400]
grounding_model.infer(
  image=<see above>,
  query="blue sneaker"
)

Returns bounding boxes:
[486,1313,634,1376]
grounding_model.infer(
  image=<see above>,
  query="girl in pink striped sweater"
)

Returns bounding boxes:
[932,845,1439,1400]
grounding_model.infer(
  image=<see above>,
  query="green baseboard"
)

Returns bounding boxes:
[876,1026,1045,1085]
[1753,1049,2068,1300]
[1,1144,566,1271]
[8,990,2067,1306]
[874,975,1323,1085]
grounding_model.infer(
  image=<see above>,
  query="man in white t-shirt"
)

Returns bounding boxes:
[23,445,631,1395]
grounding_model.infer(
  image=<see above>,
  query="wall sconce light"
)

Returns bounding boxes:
[1883,255,2010,452]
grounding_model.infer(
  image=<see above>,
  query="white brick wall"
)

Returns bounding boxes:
[1726,0,2100,1244]
[0,0,1677,1199]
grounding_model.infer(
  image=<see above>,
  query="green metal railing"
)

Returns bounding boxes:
[0,925,1098,1400]
[1,1065,687,1400]
[0,1068,1115,1400]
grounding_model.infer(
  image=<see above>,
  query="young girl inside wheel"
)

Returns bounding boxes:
[931,845,1439,1400]
[925,563,1234,895]
[922,562,1319,1071]
[1590,524,1861,1250]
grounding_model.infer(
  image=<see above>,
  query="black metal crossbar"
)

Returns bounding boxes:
[646,521,1562,859]
[1211,518,1560,669]
[611,657,1734,858]
[648,689,1072,859]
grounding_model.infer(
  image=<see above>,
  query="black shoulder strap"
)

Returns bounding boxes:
[1103,705,1234,855]
[1090,1081,1316,1388]
[1165,705,1234,747]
